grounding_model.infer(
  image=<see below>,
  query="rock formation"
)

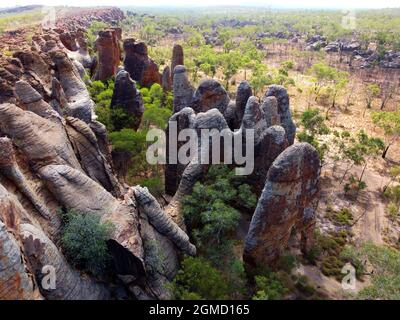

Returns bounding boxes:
[171,44,184,78]
[162,66,172,92]
[265,85,296,145]
[244,143,320,268]
[123,38,161,87]
[172,65,194,113]
[51,50,95,122]
[110,70,144,131]
[191,79,230,114]
[94,29,121,81]
[0,7,322,300]
[0,17,196,299]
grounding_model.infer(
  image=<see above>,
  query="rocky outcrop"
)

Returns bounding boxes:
[133,186,196,256]
[59,32,78,51]
[192,79,230,114]
[231,80,253,129]
[172,65,194,113]
[94,29,121,81]
[171,44,184,78]
[0,103,82,171]
[110,70,144,131]
[244,143,320,268]
[123,39,161,87]
[0,220,39,300]
[0,137,52,220]
[65,117,122,196]
[162,66,172,92]
[265,85,296,145]
[0,183,42,300]
[261,96,280,127]
[51,50,95,122]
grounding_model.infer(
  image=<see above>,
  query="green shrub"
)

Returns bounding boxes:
[252,273,288,300]
[171,257,229,300]
[60,210,114,276]
[182,165,256,249]
[278,251,299,273]
[321,256,345,279]
[386,202,399,221]
[327,208,354,226]
[354,242,400,300]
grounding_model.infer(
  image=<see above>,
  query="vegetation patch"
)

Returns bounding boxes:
[60,210,115,276]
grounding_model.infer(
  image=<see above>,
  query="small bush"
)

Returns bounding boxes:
[278,251,299,273]
[252,273,288,300]
[386,202,399,221]
[171,257,229,300]
[327,208,354,226]
[321,256,345,279]
[61,210,114,276]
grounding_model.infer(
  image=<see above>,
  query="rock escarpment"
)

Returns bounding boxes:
[0,19,195,300]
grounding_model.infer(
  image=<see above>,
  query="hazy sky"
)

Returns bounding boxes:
[2,0,400,9]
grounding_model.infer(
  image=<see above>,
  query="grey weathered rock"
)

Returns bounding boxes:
[0,184,41,300]
[110,70,144,131]
[0,103,82,172]
[38,165,145,280]
[13,50,52,97]
[233,80,253,128]
[133,186,196,256]
[244,143,320,268]
[172,65,194,113]
[192,79,230,114]
[0,137,52,220]
[261,96,281,127]
[65,116,121,196]
[51,50,95,123]
[50,77,70,116]
[265,85,296,145]
[247,125,288,196]
[0,220,39,300]
[15,80,42,104]
[14,80,61,120]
